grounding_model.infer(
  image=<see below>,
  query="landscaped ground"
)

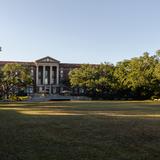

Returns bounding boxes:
[0,101,160,160]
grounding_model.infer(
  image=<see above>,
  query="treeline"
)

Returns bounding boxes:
[69,52,160,100]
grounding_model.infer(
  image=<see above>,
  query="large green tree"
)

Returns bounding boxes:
[69,64,97,95]
[69,63,116,98]
[154,63,160,80]
[114,53,159,98]
[0,63,32,98]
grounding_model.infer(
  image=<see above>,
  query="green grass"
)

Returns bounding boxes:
[0,101,160,160]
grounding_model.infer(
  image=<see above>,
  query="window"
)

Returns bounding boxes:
[45,78,48,85]
[30,69,34,76]
[46,58,49,62]
[60,68,64,78]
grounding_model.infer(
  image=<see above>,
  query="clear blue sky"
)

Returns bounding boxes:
[0,0,160,64]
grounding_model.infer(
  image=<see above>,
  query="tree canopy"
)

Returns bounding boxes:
[69,63,116,98]
[69,52,160,99]
[0,63,32,98]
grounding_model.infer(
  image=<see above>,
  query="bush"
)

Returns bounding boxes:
[9,95,29,101]
[151,95,160,100]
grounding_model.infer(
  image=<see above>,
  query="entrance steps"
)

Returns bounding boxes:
[29,94,71,102]
[28,94,91,102]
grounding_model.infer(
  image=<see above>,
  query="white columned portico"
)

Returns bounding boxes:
[35,56,60,94]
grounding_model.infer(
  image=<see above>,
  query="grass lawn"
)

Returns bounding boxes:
[0,101,160,160]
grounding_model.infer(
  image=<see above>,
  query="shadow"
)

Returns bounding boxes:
[0,101,160,118]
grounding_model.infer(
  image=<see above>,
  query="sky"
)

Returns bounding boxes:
[0,0,160,64]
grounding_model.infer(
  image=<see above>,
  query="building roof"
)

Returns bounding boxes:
[0,61,35,66]
[35,56,60,63]
[60,63,81,68]
[0,56,99,67]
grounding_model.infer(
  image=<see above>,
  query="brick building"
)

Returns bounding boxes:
[0,56,81,95]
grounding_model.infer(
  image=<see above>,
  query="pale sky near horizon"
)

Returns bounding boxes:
[0,0,160,64]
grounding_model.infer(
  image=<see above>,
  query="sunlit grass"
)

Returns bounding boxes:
[1,106,160,117]
[0,101,160,117]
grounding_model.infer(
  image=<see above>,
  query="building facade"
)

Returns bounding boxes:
[0,56,81,95]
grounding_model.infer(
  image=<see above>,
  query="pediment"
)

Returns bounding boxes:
[35,56,60,63]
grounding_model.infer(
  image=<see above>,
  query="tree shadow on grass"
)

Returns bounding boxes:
[1,101,160,117]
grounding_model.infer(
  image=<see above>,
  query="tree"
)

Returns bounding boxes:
[156,50,160,57]
[114,53,159,99]
[69,63,115,98]
[154,63,160,80]
[0,63,32,99]
[93,63,116,98]
[114,60,132,98]
[69,64,97,95]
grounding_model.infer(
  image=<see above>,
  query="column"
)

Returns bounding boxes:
[36,66,39,85]
[56,65,59,85]
[50,66,52,94]
[43,66,45,85]
[50,66,52,85]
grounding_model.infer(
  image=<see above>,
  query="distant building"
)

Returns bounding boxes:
[0,56,82,95]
